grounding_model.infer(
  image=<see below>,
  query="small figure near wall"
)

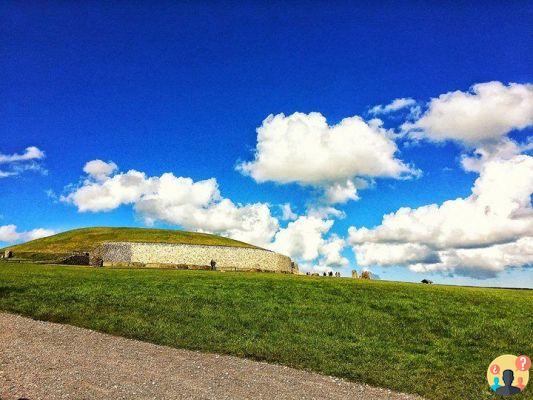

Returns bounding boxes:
[210,259,216,271]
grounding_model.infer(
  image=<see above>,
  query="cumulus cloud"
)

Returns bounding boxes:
[352,243,440,267]
[0,224,55,243]
[409,238,532,278]
[324,180,359,204]
[0,146,46,178]
[270,216,333,261]
[62,161,279,247]
[280,203,297,221]
[349,154,533,277]
[320,235,349,267]
[460,137,533,172]
[323,179,371,204]
[270,215,348,270]
[83,160,118,181]
[404,82,533,145]
[0,225,20,242]
[237,112,417,203]
[369,97,417,115]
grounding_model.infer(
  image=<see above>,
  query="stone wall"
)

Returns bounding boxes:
[93,242,297,273]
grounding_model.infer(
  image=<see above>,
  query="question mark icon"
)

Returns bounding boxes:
[491,364,500,374]
[515,355,531,371]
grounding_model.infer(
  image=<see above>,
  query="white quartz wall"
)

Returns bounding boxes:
[95,242,295,273]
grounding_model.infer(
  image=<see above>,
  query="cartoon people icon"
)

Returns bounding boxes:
[487,355,529,396]
[491,376,501,392]
[495,370,522,396]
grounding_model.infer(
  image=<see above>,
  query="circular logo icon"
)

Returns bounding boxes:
[487,354,530,396]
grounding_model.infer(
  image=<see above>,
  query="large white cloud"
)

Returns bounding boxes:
[62,161,279,248]
[349,154,533,277]
[408,238,533,278]
[270,215,348,270]
[237,112,417,203]
[0,146,46,178]
[0,225,55,244]
[404,82,533,145]
[270,216,333,261]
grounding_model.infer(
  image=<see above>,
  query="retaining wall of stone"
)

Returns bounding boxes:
[92,242,296,273]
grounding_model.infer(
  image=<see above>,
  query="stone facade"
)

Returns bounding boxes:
[92,242,297,273]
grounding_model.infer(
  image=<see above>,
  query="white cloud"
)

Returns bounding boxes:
[0,225,20,242]
[62,161,279,247]
[280,203,297,221]
[83,160,118,181]
[408,238,533,278]
[0,146,44,164]
[270,216,333,261]
[24,228,57,241]
[320,235,349,267]
[237,112,417,203]
[353,243,439,267]
[0,146,46,178]
[0,224,55,244]
[460,137,533,172]
[270,215,348,269]
[62,169,153,212]
[404,82,533,145]
[324,179,360,204]
[307,205,345,220]
[349,154,533,277]
[369,97,417,115]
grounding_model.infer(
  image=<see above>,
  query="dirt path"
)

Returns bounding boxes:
[0,313,423,400]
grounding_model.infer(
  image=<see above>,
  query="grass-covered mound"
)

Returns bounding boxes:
[0,263,531,400]
[1,227,258,262]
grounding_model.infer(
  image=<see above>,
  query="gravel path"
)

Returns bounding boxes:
[0,313,423,400]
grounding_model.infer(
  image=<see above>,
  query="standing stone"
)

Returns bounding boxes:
[4,250,13,259]
[360,270,371,279]
[351,270,358,279]
[89,255,103,268]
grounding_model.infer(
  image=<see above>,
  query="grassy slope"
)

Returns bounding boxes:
[0,264,531,400]
[1,227,257,258]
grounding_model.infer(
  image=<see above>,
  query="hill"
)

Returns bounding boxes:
[0,263,530,400]
[2,227,258,262]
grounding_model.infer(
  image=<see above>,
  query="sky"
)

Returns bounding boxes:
[1,2,532,287]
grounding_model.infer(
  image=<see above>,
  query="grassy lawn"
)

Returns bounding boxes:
[0,263,531,400]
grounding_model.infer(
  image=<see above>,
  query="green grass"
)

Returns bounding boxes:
[1,227,258,261]
[0,263,531,400]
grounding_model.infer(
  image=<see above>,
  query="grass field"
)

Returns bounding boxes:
[0,263,531,400]
[1,227,258,261]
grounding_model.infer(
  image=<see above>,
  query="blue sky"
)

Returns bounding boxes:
[1,2,532,287]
